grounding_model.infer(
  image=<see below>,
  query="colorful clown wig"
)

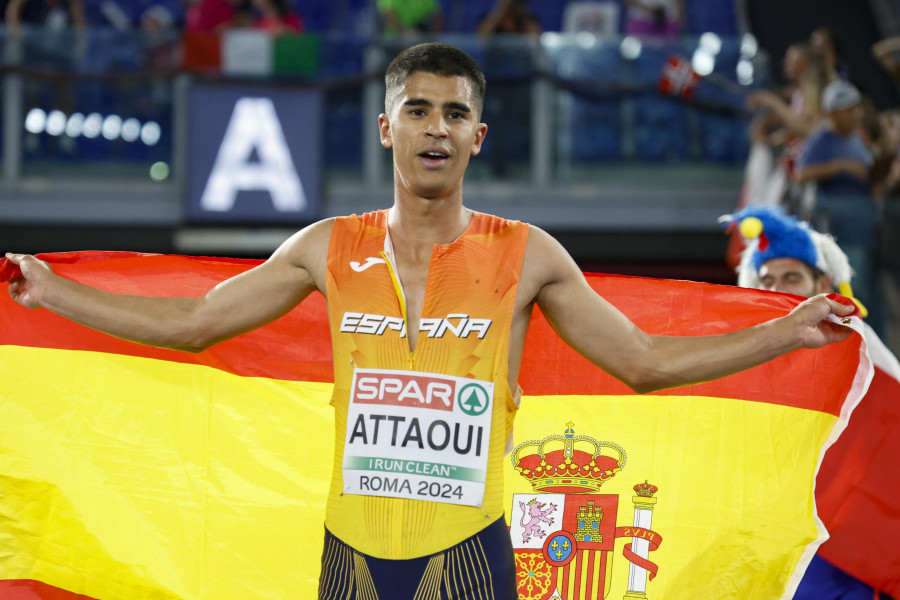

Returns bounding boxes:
[720,206,867,316]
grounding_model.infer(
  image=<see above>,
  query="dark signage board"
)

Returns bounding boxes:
[187,82,322,224]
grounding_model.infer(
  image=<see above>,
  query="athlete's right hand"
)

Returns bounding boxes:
[5,253,54,309]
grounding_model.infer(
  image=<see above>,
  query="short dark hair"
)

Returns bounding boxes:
[384,43,486,116]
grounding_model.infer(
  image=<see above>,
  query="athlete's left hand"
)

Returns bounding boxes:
[786,294,855,349]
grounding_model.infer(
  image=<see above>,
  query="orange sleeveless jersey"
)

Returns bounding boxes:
[324,209,529,559]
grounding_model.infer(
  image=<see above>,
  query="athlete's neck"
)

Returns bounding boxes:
[388,196,473,253]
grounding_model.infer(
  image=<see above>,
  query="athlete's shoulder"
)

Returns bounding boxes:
[468,211,529,235]
[335,209,389,229]
[524,224,564,252]
[276,218,335,260]
[522,226,581,283]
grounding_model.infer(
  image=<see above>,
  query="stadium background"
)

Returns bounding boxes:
[1,0,897,351]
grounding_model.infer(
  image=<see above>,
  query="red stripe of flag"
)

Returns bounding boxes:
[0,253,333,383]
[573,548,583,600]
[0,581,99,600]
[1,253,861,414]
[585,549,595,599]
[521,276,860,416]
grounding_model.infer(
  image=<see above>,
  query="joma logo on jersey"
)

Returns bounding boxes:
[340,312,491,339]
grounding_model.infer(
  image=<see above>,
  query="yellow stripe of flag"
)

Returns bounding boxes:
[0,345,333,599]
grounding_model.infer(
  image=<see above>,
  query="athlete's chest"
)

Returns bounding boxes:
[390,251,430,352]
[327,212,527,364]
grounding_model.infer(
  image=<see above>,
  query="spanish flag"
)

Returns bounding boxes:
[808,325,900,596]
[0,251,871,600]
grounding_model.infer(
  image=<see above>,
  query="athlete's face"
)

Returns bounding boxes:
[379,72,487,199]
[758,258,830,298]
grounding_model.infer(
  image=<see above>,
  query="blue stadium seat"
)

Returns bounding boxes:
[458,0,494,33]
[684,0,737,35]
[632,94,688,161]
[318,36,367,77]
[324,96,363,167]
[548,40,625,161]
[626,43,671,87]
[700,114,735,162]
[294,0,335,32]
[81,29,141,71]
[437,0,460,31]
[550,41,623,84]
[571,121,622,160]
[530,0,569,32]
[713,37,740,76]
[458,0,570,32]
[568,97,623,161]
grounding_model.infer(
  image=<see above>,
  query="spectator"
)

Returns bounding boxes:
[872,35,900,84]
[230,0,253,28]
[878,109,900,197]
[476,0,541,36]
[184,0,237,33]
[796,80,871,197]
[746,44,835,149]
[476,0,540,177]
[729,206,900,600]
[859,101,897,200]
[810,25,849,80]
[251,0,302,34]
[138,3,180,72]
[796,79,883,336]
[376,0,442,36]
[4,0,86,32]
[623,0,683,38]
[140,2,175,32]
[741,44,836,209]
[3,0,86,139]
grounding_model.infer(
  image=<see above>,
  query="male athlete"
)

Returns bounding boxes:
[728,206,899,600]
[6,44,855,599]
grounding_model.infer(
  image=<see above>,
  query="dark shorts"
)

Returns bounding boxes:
[317,514,517,600]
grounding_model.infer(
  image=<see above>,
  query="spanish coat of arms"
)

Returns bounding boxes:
[510,423,662,600]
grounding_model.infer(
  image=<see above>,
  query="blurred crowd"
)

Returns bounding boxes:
[0,0,695,46]
[1,1,896,347]
[2,0,181,35]
[739,25,900,346]
[0,0,306,42]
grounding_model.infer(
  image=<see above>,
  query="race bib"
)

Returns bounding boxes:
[342,368,494,507]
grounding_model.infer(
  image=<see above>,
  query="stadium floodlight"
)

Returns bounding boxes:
[24,108,47,134]
[141,121,162,146]
[83,113,103,139]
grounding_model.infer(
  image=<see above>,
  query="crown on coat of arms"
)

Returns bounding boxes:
[634,480,658,497]
[510,422,627,494]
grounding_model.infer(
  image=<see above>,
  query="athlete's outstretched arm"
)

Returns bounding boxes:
[5,219,333,353]
[523,228,854,394]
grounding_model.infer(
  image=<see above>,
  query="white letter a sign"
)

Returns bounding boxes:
[201,97,307,212]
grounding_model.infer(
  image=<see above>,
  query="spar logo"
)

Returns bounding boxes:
[352,370,491,413]
[458,383,490,416]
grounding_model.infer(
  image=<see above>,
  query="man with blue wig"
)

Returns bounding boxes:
[726,206,900,600]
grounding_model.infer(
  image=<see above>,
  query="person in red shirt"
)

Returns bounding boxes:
[251,0,303,34]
